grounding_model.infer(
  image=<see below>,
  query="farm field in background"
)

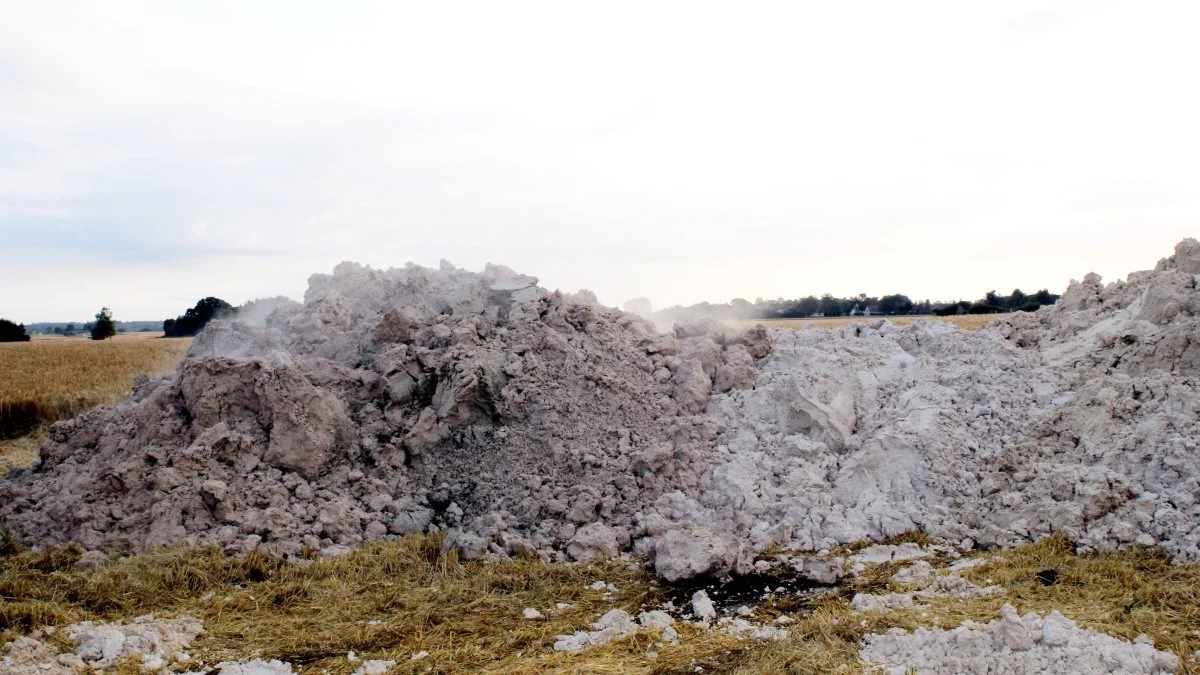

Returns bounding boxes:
[727,313,1014,332]
[0,335,191,468]
[29,331,165,340]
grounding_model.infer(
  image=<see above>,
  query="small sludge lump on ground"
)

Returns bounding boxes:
[2,240,1200,672]
[859,603,1178,674]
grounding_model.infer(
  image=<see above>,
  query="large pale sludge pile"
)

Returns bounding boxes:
[682,238,1200,565]
[2,241,1199,581]
[0,261,769,565]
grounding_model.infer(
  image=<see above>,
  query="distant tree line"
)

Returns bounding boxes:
[0,309,120,341]
[0,319,31,342]
[656,288,1059,322]
[163,297,234,337]
[11,296,298,342]
[28,321,159,335]
[162,295,297,337]
[932,289,1059,316]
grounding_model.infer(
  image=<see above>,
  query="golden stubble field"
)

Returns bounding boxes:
[0,333,191,469]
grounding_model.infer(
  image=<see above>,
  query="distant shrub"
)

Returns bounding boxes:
[0,319,31,343]
[878,294,914,315]
[935,289,1059,316]
[164,297,234,337]
[933,301,971,316]
[968,302,996,314]
[91,308,117,341]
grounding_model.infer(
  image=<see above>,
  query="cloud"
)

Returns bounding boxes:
[0,0,1196,323]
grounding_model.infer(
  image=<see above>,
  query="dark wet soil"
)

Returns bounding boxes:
[657,569,834,616]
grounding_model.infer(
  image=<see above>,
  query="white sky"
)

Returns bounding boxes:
[1,0,1197,322]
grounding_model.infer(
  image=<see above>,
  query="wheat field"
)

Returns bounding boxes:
[0,334,190,445]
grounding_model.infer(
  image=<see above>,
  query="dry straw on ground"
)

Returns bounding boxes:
[0,429,46,474]
[1,533,1197,673]
[0,335,190,441]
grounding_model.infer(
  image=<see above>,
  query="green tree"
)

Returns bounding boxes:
[0,319,31,342]
[819,294,844,317]
[163,297,235,337]
[878,294,914,315]
[729,298,754,318]
[1008,289,1027,310]
[796,296,820,317]
[1033,289,1057,305]
[91,307,117,340]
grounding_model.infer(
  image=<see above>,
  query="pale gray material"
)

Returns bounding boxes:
[689,239,1200,563]
[860,604,1178,674]
[0,615,203,674]
[0,260,766,565]
[2,241,1199,581]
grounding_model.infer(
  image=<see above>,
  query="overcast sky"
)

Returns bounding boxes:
[2,1,1197,322]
